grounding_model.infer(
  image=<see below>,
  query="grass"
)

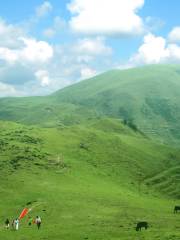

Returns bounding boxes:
[1,168,180,240]
[0,119,180,239]
[0,64,180,239]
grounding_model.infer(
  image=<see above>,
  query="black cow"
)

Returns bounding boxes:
[174,206,180,213]
[136,221,148,231]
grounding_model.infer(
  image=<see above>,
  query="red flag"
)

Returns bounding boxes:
[19,208,29,220]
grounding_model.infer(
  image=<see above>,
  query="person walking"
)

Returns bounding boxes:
[5,218,10,229]
[14,218,19,230]
[35,216,41,230]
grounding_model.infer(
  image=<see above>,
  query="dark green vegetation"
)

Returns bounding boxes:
[0,65,180,239]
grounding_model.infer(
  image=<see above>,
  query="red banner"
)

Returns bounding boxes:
[19,208,29,220]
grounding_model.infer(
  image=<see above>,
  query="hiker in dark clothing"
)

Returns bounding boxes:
[5,219,10,229]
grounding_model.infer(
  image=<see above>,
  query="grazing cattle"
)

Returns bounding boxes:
[174,206,180,213]
[136,221,148,231]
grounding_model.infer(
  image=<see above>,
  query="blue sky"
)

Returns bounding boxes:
[0,0,180,96]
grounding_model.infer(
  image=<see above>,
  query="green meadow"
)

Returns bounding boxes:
[0,65,180,239]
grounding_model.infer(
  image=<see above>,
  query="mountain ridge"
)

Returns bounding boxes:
[1,64,180,145]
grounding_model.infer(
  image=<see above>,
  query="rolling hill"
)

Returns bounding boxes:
[0,64,180,144]
[52,64,180,145]
[0,119,180,240]
[0,64,180,239]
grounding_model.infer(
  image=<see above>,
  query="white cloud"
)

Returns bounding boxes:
[117,63,135,70]
[0,20,55,96]
[130,33,180,65]
[67,0,144,36]
[0,48,19,63]
[0,34,112,96]
[0,20,53,64]
[0,82,20,97]
[35,70,51,87]
[0,20,23,48]
[72,37,112,56]
[20,37,53,63]
[167,43,180,60]
[0,17,113,96]
[131,33,169,64]
[80,67,97,79]
[0,37,53,64]
[36,1,53,18]
[168,27,180,43]
[53,38,113,78]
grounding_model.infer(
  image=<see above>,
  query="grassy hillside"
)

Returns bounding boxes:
[1,118,179,188]
[0,119,180,239]
[52,64,180,145]
[0,64,180,239]
[0,64,180,144]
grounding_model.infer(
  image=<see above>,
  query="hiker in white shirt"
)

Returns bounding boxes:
[14,218,19,230]
[35,216,42,229]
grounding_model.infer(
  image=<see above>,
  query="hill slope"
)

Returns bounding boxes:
[0,65,180,239]
[0,119,180,240]
[0,64,180,145]
[52,64,180,145]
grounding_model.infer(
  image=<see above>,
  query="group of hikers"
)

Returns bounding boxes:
[4,216,41,230]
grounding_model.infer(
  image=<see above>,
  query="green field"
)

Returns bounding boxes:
[0,65,180,239]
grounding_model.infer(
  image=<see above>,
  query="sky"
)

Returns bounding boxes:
[0,0,180,97]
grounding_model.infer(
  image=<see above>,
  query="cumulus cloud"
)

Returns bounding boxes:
[0,19,112,97]
[0,19,56,96]
[130,33,168,64]
[167,44,180,60]
[67,0,144,36]
[52,37,112,80]
[20,37,53,63]
[0,82,21,97]
[0,20,23,48]
[36,1,53,18]
[72,37,112,56]
[0,37,53,64]
[130,33,180,65]
[35,70,51,87]
[80,67,97,79]
[168,27,180,43]
[0,48,19,63]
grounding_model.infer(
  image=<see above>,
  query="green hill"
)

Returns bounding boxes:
[1,64,180,144]
[52,64,180,145]
[0,64,180,239]
[0,119,180,240]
